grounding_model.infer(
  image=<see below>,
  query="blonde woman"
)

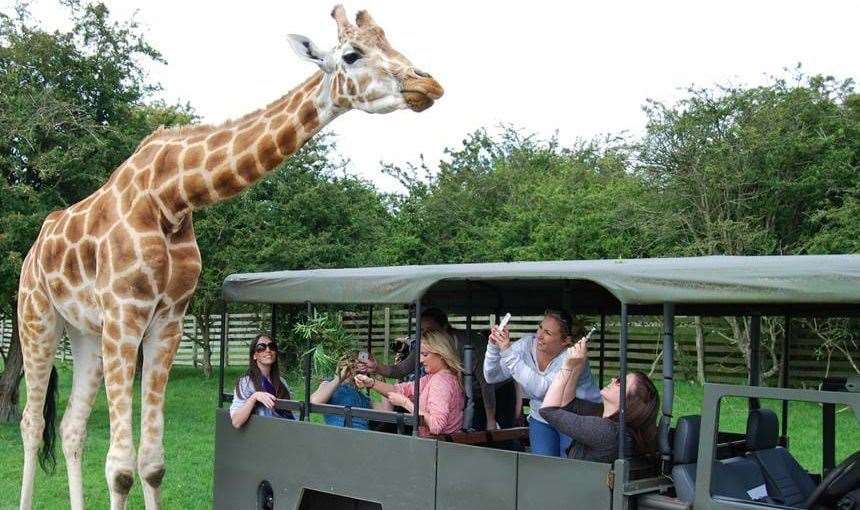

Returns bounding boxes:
[355,329,464,437]
[310,351,372,429]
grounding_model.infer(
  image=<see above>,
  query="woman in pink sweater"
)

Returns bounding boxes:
[355,329,464,437]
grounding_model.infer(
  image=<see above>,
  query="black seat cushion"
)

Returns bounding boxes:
[746,409,816,506]
[716,456,775,504]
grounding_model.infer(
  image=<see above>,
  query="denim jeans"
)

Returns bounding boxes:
[528,415,572,457]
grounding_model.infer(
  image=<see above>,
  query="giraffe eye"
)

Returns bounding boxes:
[342,52,361,65]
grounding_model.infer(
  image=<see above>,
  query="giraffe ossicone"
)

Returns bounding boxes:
[16,5,442,510]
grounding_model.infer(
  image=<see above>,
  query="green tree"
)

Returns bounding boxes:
[637,70,859,381]
[381,127,654,265]
[0,1,193,421]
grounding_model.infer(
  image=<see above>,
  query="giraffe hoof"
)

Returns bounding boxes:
[113,471,135,494]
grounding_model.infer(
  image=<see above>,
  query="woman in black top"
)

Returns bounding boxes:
[540,339,658,463]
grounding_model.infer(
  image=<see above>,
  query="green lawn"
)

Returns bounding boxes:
[0,365,857,509]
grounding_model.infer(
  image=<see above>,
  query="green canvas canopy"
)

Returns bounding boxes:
[222,255,860,316]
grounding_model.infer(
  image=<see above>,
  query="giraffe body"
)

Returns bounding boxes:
[16,6,442,509]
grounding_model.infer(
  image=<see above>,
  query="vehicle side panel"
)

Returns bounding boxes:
[213,410,437,510]
[436,442,518,509]
[517,452,613,509]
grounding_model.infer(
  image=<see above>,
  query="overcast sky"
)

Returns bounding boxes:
[8,1,860,191]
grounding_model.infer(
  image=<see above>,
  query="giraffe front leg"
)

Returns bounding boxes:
[138,316,184,510]
[18,301,64,510]
[102,311,147,510]
[60,328,104,510]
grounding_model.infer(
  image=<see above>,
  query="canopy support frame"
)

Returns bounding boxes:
[618,302,629,461]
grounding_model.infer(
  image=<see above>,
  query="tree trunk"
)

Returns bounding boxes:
[694,316,706,384]
[0,317,24,423]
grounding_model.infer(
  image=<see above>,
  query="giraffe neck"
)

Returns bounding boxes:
[143,70,346,223]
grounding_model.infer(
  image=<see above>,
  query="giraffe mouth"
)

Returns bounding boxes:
[401,90,435,112]
[401,79,444,112]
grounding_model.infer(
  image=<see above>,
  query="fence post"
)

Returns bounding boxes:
[1,317,6,359]
[384,307,390,363]
[223,313,230,366]
[191,315,199,368]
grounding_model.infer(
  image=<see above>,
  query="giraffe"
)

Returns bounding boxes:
[16,6,443,509]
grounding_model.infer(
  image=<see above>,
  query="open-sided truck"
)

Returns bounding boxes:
[212,255,860,509]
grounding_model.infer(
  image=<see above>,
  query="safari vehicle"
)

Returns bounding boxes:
[212,255,860,510]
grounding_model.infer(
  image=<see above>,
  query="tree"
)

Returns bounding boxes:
[0,1,193,421]
[380,127,655,265]
[637,70,859,382]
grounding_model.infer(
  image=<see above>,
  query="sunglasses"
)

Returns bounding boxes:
[254,342,278,353]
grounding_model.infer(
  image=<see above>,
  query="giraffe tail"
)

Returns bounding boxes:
[37,365,58,473]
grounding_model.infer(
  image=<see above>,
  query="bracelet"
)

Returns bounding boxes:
[370,379,376,388]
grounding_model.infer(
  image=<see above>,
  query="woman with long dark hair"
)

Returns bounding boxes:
[230,333,295,428]
[540,339,658,463]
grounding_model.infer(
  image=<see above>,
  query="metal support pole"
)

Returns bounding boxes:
[659,303,675,474]
[413,299,422,436]
[218,301,228,407]
[303,301,313,421]
[781,314,791,439]
[599,311,606,387]
[463,281,475,430]
[749,313,761,411]
[618,303,629,461]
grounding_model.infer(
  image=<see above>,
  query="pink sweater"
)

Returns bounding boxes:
[394,370,464,437]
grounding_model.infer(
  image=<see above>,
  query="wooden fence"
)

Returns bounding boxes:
[0,310,853,385]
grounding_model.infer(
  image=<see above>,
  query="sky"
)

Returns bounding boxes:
[6,0,860,192]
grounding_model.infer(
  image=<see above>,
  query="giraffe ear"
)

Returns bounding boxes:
[287,34,329,68]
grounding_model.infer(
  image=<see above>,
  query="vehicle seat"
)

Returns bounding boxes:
[671,415,702,503]
[746,408,816,507]
[671,415,775,504]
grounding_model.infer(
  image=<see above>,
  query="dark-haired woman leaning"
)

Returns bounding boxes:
[230,333,295,429]
[540,339,658,463]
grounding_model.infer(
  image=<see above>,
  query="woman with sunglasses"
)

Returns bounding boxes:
[484,310,602,457]
[230,333,295,429]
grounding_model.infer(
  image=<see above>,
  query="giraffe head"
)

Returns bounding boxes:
[287,5,444,114]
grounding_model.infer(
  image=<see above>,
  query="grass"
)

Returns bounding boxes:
[0,365,857,509]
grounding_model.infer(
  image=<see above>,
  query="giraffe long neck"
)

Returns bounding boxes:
[139,71,343,224]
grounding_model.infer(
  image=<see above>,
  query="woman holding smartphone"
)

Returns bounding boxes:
[483,310,601,457]
[355,329,464,437]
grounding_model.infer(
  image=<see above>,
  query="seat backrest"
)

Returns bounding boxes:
[746,409,816,506]
[671,415,701,503]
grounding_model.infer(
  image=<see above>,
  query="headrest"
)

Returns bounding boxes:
[746,409,779,451]
[673,415,702,464]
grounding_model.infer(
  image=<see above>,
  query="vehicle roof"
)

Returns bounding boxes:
[222,255,860,316]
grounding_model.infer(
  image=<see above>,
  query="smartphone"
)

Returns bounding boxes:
[498,313,512,329]
[583,326,598,342]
